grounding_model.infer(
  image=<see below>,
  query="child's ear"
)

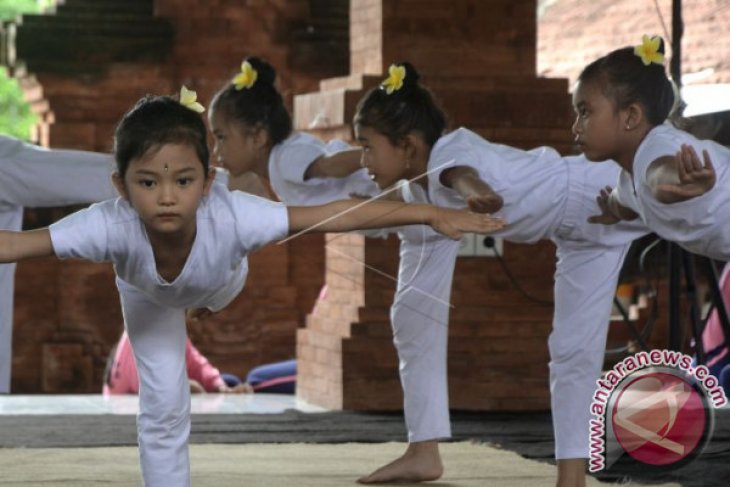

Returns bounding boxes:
[111,172,128,199]
[401,133,422,159]
[252,126,270,150]
[624,103,645,131]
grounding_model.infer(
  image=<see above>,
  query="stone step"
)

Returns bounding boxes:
[15,36,172,74]
[18,15,173,36]
[291,27,348,43]
[309,0,349,18]
[30,11,159,24]
[319,74,381,92]
[288,40,348,78]
[55,0,153,16]
[297,16,349,32]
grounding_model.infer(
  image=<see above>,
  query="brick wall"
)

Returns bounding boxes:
[8,0,347,393]
[5,0,674,402]
[538,0,730,84]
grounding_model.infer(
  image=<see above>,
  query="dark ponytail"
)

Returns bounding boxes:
[354,62,447,147]
[210,56,292,145]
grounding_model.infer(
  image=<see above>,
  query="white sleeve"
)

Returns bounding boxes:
[0,135,117,207]
[324,139,353,155]
[48,203,111,262]
[231,191,290,252]
[633,129,681,188]
[275,139,326,184]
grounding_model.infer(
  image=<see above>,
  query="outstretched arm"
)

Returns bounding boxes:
[287,199,505,240]
[304,148,363,180]
[587,186,639,224]
[0,228,54,263]
[439,165,503,213]
[647,145,716,204]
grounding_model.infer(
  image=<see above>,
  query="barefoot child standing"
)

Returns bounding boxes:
[352,62,649,485]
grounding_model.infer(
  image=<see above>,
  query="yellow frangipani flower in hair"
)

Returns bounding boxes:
[179,85,205,113]
[634,35,665,66]
[233,61,258,90]
[381,64,406,95]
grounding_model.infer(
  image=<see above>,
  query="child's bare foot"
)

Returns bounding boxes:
[556,458,587,487]
[357,441,443,484]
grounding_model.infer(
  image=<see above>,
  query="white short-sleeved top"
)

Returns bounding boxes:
[557,155,649,248]
[396,180,444,244]
[613,169,641,213]
[615,124,730,260]
[49,180,289,311]
[268,132,379,206]
[428,128,568,243]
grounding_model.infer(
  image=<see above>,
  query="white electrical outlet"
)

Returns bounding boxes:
[457,233,476,257]
[474,234,503,258]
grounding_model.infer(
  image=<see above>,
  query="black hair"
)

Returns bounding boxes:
[353,62,447,147]
[114,95,210,177]
[210,56,292,146]
[578,38,675,126]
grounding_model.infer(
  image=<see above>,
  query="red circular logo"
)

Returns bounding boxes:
[611,371,707,466]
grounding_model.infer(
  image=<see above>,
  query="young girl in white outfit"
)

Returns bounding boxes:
[0,88,502,487]
[208,57,379,205]
[352,62,649,485]
[0,138,116,393]
[575,35,729,263]
[208,59,456,483]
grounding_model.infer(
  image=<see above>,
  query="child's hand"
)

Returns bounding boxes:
[657,144,716,200]
[431,207,505,239]
[466,192,504,214]
[588,186,622,225]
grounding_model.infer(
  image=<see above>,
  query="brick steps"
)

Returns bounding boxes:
[54,0,154,16]
[9,0,172,74]
[294,75,574,153]
[19,16,173,34]
[310,0,350,18]
[286,0,350,79]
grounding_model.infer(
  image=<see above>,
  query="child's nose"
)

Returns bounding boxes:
[571,117,582,136]
[158,183,176,204]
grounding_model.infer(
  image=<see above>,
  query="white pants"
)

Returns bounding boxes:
[0,207,21,393]
[547,159,646,459]
[392,227,459,442]
[549,239,630,459]
[389,160,645,455]
[119,281,191,487]
[0,137,115,393]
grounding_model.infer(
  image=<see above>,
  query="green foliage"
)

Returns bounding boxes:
[0,0,42,21]
[0,67,37,140]
[0,0,46,140]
